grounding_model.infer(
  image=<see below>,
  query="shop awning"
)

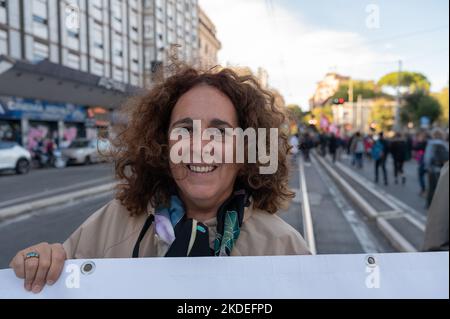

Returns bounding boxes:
[0,55,144,109]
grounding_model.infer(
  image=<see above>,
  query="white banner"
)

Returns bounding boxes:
[0,252,448,299]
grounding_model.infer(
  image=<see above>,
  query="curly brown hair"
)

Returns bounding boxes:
[110,66,294,216]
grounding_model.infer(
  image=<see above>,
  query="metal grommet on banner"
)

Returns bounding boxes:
[81,261,96,275]
[365,255,377,267]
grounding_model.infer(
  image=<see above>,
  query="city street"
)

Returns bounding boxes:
[0,154,402,268]
[0,0,448,301]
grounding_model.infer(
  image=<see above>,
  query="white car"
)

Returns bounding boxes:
[0,141,32,174]
[62,139,111,165]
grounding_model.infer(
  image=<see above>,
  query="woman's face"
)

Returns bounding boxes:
[168,84,241,209]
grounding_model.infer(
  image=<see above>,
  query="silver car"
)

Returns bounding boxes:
[62,139,110,165]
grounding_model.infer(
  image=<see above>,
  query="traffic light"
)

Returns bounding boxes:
[332,98,346,105]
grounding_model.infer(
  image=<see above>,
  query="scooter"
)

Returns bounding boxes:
[32,148,66,169]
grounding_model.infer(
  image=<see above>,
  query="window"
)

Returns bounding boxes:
[0,29,7,55]
[130,10,139,41]
[92,59,104,76]
[66,51,80,69]
[112,0,122,31]
[91,0,103,21]
[113,66,123,82]
[130,42,139,73]
[130,72,139,86]
[92,22,104,59]
[112,32,123,67]
[129,0,138,10]
[144,18,153,39]
[67,29,80,50]
[0,0,7,24]
[32,0,48,39]
[32,40,49,62]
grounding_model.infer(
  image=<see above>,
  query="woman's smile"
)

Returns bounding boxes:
[186,164,219,174]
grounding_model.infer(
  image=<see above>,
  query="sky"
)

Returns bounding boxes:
[198,0,449,109]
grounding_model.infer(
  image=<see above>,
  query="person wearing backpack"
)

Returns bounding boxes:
[424,128,449,208]
[350,132,365,169]
[372,131,389,185]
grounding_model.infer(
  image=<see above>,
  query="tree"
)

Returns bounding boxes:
[302,105,334,130]
[378,71,431,93]
[402,90,442,125]
[370,98,395,132]
[331,80,384,101]
[286,104,304,122]
[432,87,449,127]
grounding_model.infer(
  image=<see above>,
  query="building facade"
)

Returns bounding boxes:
[197,5,220,69]
[1,0,145,86]
[142,0,199,85]
[0,0,201,148]
[309,72,350,109]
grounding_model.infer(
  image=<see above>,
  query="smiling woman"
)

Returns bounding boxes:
[9,66,310,294]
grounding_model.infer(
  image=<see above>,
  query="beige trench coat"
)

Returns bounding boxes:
[63,199,311,259]
[423,161,449,251]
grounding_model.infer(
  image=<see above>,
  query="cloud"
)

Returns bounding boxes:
[199,0,400,109]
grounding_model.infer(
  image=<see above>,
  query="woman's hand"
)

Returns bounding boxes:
[9,242,67,293]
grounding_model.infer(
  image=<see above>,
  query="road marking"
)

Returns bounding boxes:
[0,176,113,209]
[336,162,426,228]
[298,156,317,255]
[311,156,384,253]
[315,154,379,219]
[0,182,116,221]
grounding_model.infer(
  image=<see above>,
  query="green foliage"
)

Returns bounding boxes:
[378,71,431,93]
[286,104,304,122]
[370,98,395,132]
[331,80,384,101]
[402,90,442,124]
[432,87,449,126]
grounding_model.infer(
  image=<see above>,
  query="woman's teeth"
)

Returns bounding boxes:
[188,165,217,173]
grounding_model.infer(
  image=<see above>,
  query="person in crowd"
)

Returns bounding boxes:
[289,133,300,162]
[350,132,364,169]
[413,131,428,196]
[390,132,408,185]
[364,134,374,160]
[319,132,327,157]
[300,132,313,163]
[424,128,449,208]
[405,133,413,162]
[328,133,338,163]
[372,131,389,186]
[9,66,310,294]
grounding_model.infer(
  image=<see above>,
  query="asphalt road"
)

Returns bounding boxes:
[339,154,427,214]
[0,163,114,209]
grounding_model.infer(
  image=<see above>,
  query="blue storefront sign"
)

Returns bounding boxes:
[0,96,87,122]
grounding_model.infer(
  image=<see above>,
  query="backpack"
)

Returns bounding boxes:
[431,144,449,168]
[355,140,365,153]
[371,140,384,160]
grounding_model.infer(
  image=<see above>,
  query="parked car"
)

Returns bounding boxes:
[0,141,32,174]
[62,139,110,165]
